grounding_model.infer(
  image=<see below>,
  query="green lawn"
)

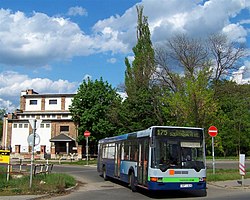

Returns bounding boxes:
[207,168,250,182]
[0,166,76,196]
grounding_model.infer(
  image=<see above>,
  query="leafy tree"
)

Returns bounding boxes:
[122,5,164,131]
[69,78,122,142]
[213,81,250,156]
[165,67,217,128]
[125,5,155,95]
[156,35,217,129]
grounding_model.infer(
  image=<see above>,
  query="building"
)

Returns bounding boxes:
[1,89,82,159]
[231,66,250,84]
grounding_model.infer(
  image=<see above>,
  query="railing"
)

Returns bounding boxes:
[33,163,53,176]
[0,162,53,181]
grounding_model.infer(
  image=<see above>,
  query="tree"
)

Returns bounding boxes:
[208,33,245,84]
[156,35,217,128]
[165,67,216,128]
[125,5,155,95]
[213,81,250,156]
[167,34,209,78]
[122,6,165,131]
[69,78,122,142]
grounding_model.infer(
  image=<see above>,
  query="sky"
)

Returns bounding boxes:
[0,0,250,112]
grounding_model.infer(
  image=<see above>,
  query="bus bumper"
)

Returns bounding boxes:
[147,181,206,191]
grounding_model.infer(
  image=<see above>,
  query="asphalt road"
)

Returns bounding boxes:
[49,162,250,200]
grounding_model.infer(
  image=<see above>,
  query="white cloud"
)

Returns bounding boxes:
[93,0,250,47]
[0,98,16,113]
[222,24,247,43]
[67,6,88,16]
[126,55,135,63]
[0,9,96,67]
[0,71,78,112]
[0,1,249,69]
[107,58,117,64]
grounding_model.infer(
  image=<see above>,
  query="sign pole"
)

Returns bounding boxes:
[212,137,215,175]
[30,119,36,188]
[84,130,91,166]
[86,136,89,165]
[208,126,218,175]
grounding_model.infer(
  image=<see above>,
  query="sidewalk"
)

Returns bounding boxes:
[0,195,45,200]
[208,178,250,189]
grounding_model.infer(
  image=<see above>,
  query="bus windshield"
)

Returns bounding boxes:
[151,129,205,172]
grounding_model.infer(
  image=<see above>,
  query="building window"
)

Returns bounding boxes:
[40,124,44,128]
[30,100,37,105]
[49,99,57,105]
[19,124,23,128]
[61,114,68,118]
[46,124,50,128]
[52,115,56,118]
[24,124,28,128]
[60,126,69,132]
[13,124,17,128]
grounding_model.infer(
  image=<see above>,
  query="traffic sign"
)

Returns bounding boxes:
[208,126,218,137]
[239,154,246,176]
[84,130,91,137]
[27,133,41,146]
[0,150,10,164]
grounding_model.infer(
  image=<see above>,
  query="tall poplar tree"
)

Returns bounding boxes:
[122,6,163,131]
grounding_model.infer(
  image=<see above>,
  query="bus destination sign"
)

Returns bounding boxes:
[155,128,201,138]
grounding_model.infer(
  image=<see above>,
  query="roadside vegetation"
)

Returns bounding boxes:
[0,166,76,196]
[207,168,250,182]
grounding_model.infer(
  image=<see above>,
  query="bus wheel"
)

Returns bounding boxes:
[103,166,108,181]
[129,172,137,192]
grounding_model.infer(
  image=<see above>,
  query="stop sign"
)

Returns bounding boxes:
[208,126,218,137]
[84,130,91,137]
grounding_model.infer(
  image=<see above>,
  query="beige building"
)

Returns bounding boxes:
[1,89,82,159]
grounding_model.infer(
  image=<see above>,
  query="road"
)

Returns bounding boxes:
[206,160,250,169]
[49,163,250,200]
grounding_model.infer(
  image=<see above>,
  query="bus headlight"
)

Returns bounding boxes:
[199,177,206,182]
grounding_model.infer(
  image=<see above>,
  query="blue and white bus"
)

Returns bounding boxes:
[97,126,206,194]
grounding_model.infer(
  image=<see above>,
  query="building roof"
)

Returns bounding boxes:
[50,133,75,142]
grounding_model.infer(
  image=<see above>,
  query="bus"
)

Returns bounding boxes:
[97,126,206,194]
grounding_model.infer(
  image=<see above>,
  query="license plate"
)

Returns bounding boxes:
[180,184,193,188]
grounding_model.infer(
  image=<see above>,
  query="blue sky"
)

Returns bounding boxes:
[0,0,250,112]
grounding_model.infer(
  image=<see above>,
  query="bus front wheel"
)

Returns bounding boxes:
[129,172,137,192]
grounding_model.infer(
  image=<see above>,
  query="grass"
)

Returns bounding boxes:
[60,159,97,165]
[0,166,76,196]
[207,168,250,182]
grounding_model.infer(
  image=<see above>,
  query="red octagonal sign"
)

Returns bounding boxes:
[84,130,91,137]
[208,126,218,137]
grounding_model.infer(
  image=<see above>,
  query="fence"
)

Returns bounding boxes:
[0,162,53,181]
